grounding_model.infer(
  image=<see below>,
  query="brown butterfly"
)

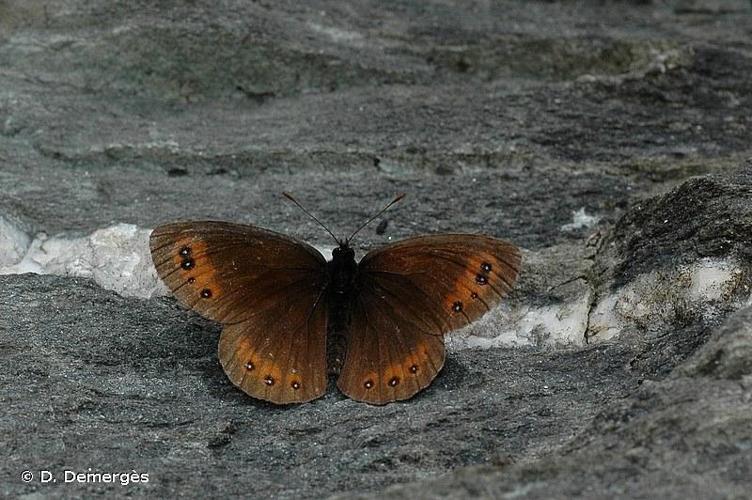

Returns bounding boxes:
[149,194,521,405]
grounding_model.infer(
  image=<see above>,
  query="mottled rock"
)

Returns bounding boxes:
[354,375,752,499]
[587,169,752,348]
[677,304,752,380]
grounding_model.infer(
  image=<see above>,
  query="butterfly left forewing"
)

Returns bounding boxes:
[337,234,521,404]
[150,221,327,324]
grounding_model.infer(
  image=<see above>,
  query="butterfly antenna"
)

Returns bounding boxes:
[346,193,406,243]
[282,192,341,245]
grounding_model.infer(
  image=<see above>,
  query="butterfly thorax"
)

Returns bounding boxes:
[328,244,358,294]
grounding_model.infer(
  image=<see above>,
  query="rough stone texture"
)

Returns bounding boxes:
[1,1,752,498]
[593,171,752,290]
[677,305,752,380]
[354,374,752,499]
[586,170,752,349]
[2,274,645,499]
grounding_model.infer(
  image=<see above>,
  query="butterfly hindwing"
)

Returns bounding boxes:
[149,221,329,404]
[337,234,521,404]
[336,287,446,403]
[218,288,328,404]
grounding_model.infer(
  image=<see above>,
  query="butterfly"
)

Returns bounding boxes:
[149,194,521,405]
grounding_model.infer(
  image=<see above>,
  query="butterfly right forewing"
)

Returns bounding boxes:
[360,235,521,330]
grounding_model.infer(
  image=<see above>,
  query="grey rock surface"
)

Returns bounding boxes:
[678,305,752,380]
[1,1,752,498]
[2,273,644,499]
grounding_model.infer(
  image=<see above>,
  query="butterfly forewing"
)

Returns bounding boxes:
[150,221,329,404]
[150,221,326,324]
[337,234,521,404]
[361,234,521,328]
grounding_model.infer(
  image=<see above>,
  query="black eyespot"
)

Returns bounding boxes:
[200,288,212,299]
[179,246,191,257]
[470,292,479,299]
[187,277,196,284]
[245,361,254,371]
[410,365,419,374]
[452,301,463,313]
[264,375,274,386]
[481,262,492,272]
[364,380,374,389]
[181,259,195,270]
[389,377,400,387]
[291,381,301,390]
[475,274,488,285]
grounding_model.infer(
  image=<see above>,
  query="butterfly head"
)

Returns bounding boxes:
[332,241,355,261]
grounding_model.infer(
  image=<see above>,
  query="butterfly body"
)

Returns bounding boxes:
[150,220,521,405]
[325,243,359,374]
